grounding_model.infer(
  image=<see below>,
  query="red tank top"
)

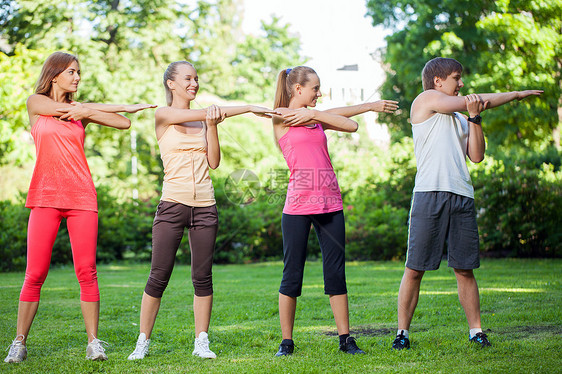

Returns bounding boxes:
[278,124,343,215]
[26,116,97,212]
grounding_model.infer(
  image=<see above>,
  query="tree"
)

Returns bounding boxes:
[365,0,561,150]
[230,16,303,102]
[0,0,302,197]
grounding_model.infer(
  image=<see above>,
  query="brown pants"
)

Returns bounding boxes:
[145,201,218,297]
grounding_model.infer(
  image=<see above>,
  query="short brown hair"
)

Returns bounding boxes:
[422,57,463,90]
[35,52,79,103]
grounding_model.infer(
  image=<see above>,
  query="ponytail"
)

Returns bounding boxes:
[273,66,317,109]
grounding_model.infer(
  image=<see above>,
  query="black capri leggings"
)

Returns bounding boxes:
[145,201,218,298]
[279,210,347,298]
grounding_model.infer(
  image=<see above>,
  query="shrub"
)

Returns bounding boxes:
[473,156,562,257]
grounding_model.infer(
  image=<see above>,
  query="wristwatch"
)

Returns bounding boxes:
[467,114,482,125]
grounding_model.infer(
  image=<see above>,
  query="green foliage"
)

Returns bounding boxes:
[0,0,301,191]
[0,194,29,271]
[473,153,562,257]
[0,45,44,166]
[231,16,304,102]
[365,0,561,149]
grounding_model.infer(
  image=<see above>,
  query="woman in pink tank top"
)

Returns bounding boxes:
[127,61,278,360]
[4,52,155,364]
[271,66,399,356]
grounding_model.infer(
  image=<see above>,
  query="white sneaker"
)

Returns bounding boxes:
[192,332,216,359]
[4,336,27,363]
[128,333,150,360]
[86,337,108,361]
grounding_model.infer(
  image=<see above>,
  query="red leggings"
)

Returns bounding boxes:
[20,207,100,302]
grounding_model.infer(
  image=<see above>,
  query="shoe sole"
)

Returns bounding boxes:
[192,353,216,359]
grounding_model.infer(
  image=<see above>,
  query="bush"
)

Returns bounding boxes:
[0,194,29,271]
[473,156,562,257]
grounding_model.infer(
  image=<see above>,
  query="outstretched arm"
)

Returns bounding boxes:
[156,105,277,127]
[477,90,543,109]
[79,102,157,113]
[418,89,543,115]
[324,100,399,117]
[276,108,358,132]
[27,94,130,129]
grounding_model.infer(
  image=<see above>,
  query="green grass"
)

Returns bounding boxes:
[0,259,560,373]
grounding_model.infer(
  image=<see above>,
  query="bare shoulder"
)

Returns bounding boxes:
[411,90,439,123]
[26,93,49,107]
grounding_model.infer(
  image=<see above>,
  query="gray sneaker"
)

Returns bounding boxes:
[4,336,27,363]
[86,337,108,361]
[127,333,150,360]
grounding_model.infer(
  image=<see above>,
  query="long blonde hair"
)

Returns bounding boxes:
[163,61,194,106]
[273,66,317,109]
[35,52,79,103]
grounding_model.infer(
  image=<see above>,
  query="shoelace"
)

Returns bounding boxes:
[89,338,109,354]
[195,338,213,354]
[5,335,25,355]
[474,332,488,341]
[132,339,149,355]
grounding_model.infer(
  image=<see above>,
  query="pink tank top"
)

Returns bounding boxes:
[278,124,343,215]
[26,116,97,212]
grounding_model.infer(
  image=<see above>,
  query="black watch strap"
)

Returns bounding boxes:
[468,114,482,125]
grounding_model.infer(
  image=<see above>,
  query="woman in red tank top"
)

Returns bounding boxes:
[4,52,155,364]
[271,66,399,357]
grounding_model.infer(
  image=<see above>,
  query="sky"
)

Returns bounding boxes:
[241,0,390,104]
[241,0,392,140]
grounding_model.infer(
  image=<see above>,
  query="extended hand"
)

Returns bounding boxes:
[57,102,92,121]
[465,94,489,117]
[282,108,315,126]
[371,100,399,113]
[206,105,226,127]
[517,90,543,100]
[123,103,157,113]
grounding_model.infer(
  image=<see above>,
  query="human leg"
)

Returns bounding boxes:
[188,205,218,337]
[313,211,364,354]
[128,202,188,360]
[454,268,481,329]
[447,195,489,346]
[312,211,348,333]
[393,193,447,349]
[66,209,100,342]
[397,267,425,331]
[278,214,311,339]
[275,214,310,356]
[17,208,62,344]
[142,201,188,336]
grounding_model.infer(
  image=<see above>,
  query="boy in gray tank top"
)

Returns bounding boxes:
[391,57,543,351]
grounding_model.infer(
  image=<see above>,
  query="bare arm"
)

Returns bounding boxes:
[464,94,487,163]
[324,100,399,117]
[205,105,225,169]
[414,89,543,120]
[477,90,543,108]
[277,108,358,133]
[156,105,277,127]
[27,94,130,129]
[80,102,157,113]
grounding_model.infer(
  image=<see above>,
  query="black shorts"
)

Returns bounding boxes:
[406,191,480,271]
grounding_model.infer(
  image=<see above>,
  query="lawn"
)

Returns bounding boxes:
[0,259,560,373]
